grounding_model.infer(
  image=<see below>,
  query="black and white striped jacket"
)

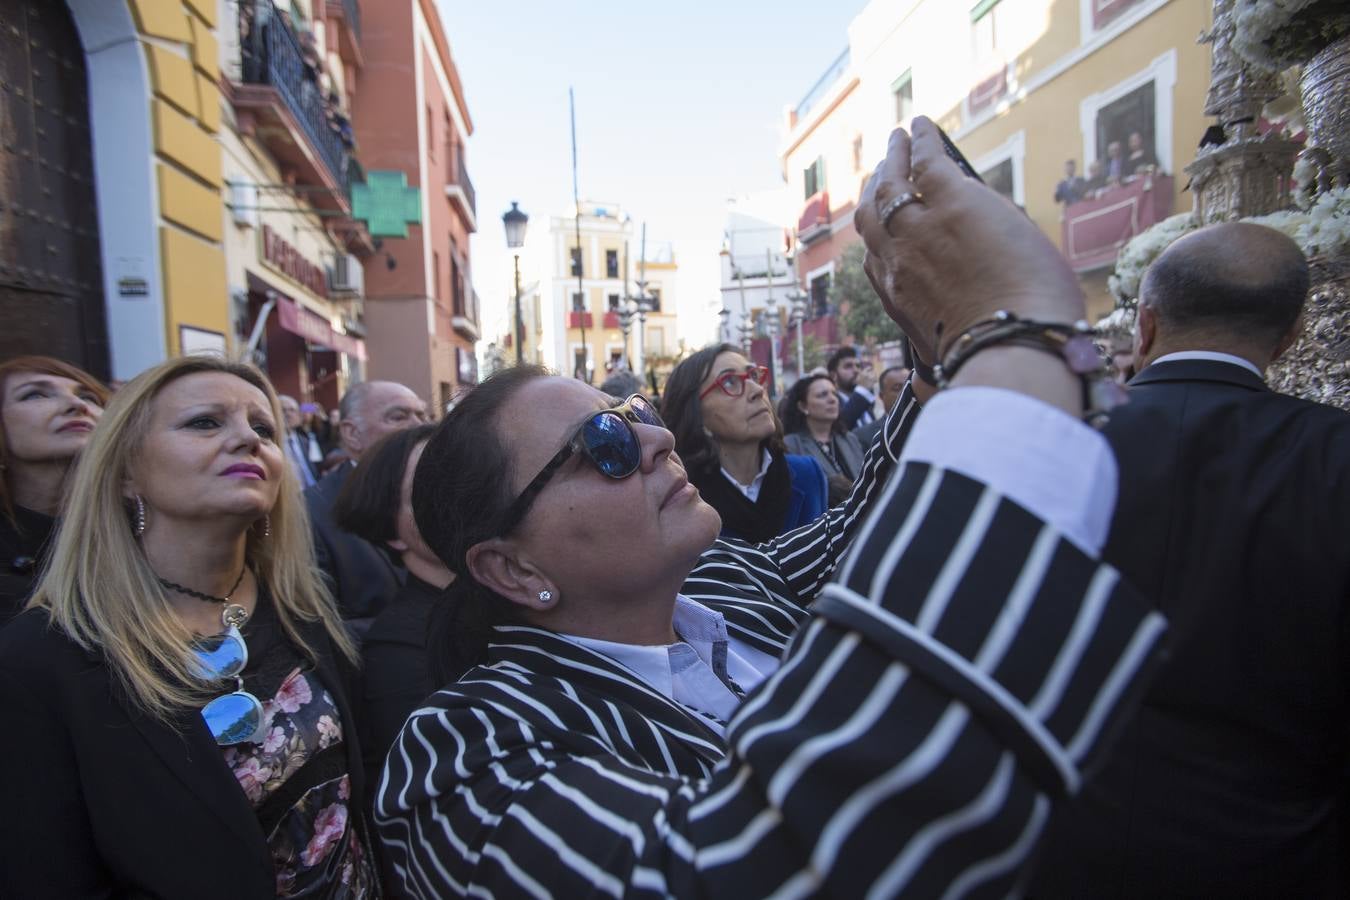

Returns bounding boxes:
[375,390,1166,898]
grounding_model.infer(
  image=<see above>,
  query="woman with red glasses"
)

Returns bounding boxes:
[660,344,828,542]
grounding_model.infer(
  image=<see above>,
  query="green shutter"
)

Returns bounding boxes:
[891,69,912,94]
[971,0,1001,22]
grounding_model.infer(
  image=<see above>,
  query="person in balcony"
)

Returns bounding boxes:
[1127,130,1158,177]
[1105,140,1126,186]
[1084,159,1108,197]
[1054,159,1087,207]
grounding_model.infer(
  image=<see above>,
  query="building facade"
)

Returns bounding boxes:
[779,0,1212,325]
[542,203,678,383]
[1,0,233,381]
[354,0,478,413]
[221,0,374,410]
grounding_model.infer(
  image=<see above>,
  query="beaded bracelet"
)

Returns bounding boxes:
[933,310,1128,427]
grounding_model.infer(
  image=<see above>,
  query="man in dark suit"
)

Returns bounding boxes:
[1031,222,1350,897]
[306,380,428,637]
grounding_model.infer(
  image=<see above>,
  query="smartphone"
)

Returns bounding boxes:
[934,125,984,183]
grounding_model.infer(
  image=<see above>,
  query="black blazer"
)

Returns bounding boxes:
[0,505,54,626]
[305,463,404,636]
[0,606,371,900]
[1031,359,1350,897]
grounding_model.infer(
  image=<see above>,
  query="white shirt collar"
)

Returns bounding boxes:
[1151,350,1263,379]
[561,596,779,731]
[719,448,773,501]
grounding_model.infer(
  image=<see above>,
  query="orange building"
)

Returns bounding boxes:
[354,0,478,412]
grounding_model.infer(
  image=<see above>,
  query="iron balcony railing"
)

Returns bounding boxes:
[454,154,476,222]
[340,0,360,41]
[239,0,352,196]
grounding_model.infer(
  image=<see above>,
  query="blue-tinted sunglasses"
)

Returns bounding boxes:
[190,625,268,746]
[497,394,663,535]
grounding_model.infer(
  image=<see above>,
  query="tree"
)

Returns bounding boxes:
[833,243,904,344]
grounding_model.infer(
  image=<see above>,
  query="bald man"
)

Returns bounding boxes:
[306,381,428,638]
[1032,223,1350,897]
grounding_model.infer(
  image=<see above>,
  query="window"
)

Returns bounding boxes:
[852,135,864,173]
[1095,81,1157,172]
[607,293,621,311]
[893,70,914,125]
[803,156,826,200]
[972,0,1000,69]
[570,247,583,277]
[980,159,1016,203]
[432,251,441,301]
[810,273,831,317]
[426,105,436,162]
[450,253,465,317]
[571,291,585,312]
[572,347,588,378]
[647,288,661,313]
[606,249,619,278]
[647,326,665,355]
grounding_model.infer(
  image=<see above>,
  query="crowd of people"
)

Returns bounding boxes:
[0,116,1346,899]
[1055,130,1161,208]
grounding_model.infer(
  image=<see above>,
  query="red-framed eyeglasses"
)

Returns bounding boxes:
[700,365,770,400]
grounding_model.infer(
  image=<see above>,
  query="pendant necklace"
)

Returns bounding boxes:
[157,565,250,628]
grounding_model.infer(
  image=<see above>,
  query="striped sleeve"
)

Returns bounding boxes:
[685,382,923,612]
[376,464,1167,899]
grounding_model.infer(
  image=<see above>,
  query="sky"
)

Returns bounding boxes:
[433,0,865,353]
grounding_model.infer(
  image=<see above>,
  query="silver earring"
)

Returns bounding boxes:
[538,590,553,604]
[134,495,146,538]
[260,515,271,538]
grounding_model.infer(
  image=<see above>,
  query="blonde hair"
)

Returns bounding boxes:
[29,355,356,723]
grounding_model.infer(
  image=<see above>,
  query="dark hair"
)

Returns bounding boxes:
[413,365,549,681]
[1141,237,1308,347]
[332,423,436,546]
[598,369,643,400]
[661,343,782,473]
[878,366,908,390]
[825,345,857,374]
[780,374,845,437]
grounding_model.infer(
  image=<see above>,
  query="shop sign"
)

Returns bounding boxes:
[262,225,329,298]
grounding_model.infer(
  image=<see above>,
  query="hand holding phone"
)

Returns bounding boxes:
[934,125,984,183]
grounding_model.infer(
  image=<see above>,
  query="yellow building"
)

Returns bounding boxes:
[542,203,678,383]
[1,0,230,380]
[780,0,1212,323]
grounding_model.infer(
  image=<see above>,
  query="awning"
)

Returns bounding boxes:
[274,293,367,361]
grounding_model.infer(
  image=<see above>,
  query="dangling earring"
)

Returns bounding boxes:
[133,495,147,538]
[259,515,271,538]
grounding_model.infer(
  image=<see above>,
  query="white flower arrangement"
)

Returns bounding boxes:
[1295,186,1350,256]
[1108,213,1198,305]
[1234,0,1325,70]
[1292,153,1319,210]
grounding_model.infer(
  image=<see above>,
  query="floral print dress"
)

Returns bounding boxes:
[222,599,378,898]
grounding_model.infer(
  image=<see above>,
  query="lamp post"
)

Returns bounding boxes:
[717,307,731,344]
[785,247,809,378]
[502,202,529,365]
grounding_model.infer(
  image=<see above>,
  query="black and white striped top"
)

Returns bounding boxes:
[375,388,1166,898]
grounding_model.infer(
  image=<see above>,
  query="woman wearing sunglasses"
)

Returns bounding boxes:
[0,356,379,898]
[661,344,828,542]
[372,116,1169,898]
[782,372,866,507]
[0,355,109,624]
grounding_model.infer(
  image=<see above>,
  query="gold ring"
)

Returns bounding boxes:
[879,191,924,229]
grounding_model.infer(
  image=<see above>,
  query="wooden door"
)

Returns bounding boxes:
[0,0,108,376]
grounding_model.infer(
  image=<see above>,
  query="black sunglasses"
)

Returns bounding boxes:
[497,394,663,535]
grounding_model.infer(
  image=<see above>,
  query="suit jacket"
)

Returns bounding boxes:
[0,604,371,900]
[1031,359,1350,897]
[785,429,866,481]
[782,453,829,532]
[375,387,1167,898]
[306,462,404,635]
[0,505,54,626]
[838,387,875,430]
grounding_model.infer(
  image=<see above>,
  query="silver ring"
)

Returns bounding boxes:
[879,191,924,229]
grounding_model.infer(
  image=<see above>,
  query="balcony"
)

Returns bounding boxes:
[325,0,363,66]
[603,311,620,329]
[233,0,357,214]
[968,67,1008,117]
[567,311,593,329]
[444,154,477,232]
[797,191,831,244]
[452,288,480,340]
[1061,174,1174,272]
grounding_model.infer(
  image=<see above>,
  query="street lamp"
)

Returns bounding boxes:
[502,201,529,365]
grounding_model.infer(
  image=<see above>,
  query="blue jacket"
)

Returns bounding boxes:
[783,453,829,532]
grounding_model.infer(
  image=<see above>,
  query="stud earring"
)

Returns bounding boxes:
[537,590,553,604]
[134,495,147,538]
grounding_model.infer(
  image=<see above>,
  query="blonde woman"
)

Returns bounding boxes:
[0,355,109,622]
[0,356,378,899]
